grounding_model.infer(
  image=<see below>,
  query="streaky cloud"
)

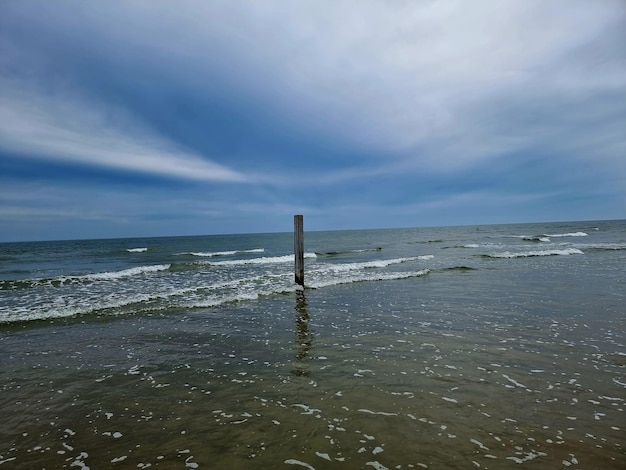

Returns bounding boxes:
[0,79,247,182]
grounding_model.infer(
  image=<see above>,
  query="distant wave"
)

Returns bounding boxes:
[485,248,584,259]
[315,247,382,256]
[321,257,422,272]
[460,243,504,249]
[206,253,317,266]
[543,232,588,238]
[181,248,265,257]
[506,232,587,241]
[127,247,148,253]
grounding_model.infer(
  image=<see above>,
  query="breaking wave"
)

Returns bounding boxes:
[544,232,588,238]
[315,247,382,256]
[1,264,171,290]
[180,248,265,257]
[484,248,584,259]
[206,253,317,266]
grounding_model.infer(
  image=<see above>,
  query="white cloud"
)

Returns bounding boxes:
[262,0,626,170]
[0,79,247,182]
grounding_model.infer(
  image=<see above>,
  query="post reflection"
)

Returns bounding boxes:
[293,290,313,376]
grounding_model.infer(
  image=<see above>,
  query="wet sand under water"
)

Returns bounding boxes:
[1,278,624,469]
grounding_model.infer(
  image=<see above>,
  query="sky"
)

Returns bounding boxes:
[1,0,625,242]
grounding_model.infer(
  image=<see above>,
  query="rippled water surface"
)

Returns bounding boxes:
[1,221,624,468]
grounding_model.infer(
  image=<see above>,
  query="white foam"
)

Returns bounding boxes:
[544,232,588,237]
[600,396,623,401]
[126,247,148,253]
[285,459,316,470]
[81,264,170,281]
[502,374,530,390]
[470,438,489,450]
[292,404,321,415]
[315,452,331,461]
[489,248,583,258]
[366,461,389,470]
[358,409,397,416]
[324,257,418,272]
[184,248,264,257]
[208,253,316,266]
[613,378,626,388]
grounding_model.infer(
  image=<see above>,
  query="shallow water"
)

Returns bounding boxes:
[2,281,624,469]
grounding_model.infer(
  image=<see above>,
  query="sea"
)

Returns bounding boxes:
[0,220,624,469]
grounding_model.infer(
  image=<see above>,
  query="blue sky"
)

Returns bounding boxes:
[1,0,625,242]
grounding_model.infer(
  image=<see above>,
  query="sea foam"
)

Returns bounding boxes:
[487,248,583,258]
[81,264,171,281]
[183,248,264,257]
[207,253,316,266]
[544,232,588,237]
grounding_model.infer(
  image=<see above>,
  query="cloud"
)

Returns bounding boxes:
[117,1,621,159]
[74,1,625,174]
[3,0,624,179]
[0,78,247,182]
[269,0,626,172]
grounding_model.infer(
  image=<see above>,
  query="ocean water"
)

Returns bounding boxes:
[0,220,624,469]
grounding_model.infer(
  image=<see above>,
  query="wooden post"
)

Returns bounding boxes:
[294,214,304,286]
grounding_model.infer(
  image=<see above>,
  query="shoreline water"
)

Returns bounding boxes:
[1,221,624,468]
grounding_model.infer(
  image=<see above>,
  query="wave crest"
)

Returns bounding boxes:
[485,248,584,259]
[181,248,265,257]
[544,232,588,237]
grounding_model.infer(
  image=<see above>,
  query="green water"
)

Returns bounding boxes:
[1,275,624,469]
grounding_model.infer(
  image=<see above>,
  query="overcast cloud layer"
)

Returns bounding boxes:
[1,0,625,241]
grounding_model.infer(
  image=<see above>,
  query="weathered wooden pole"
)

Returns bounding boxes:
[294,214,304,286]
